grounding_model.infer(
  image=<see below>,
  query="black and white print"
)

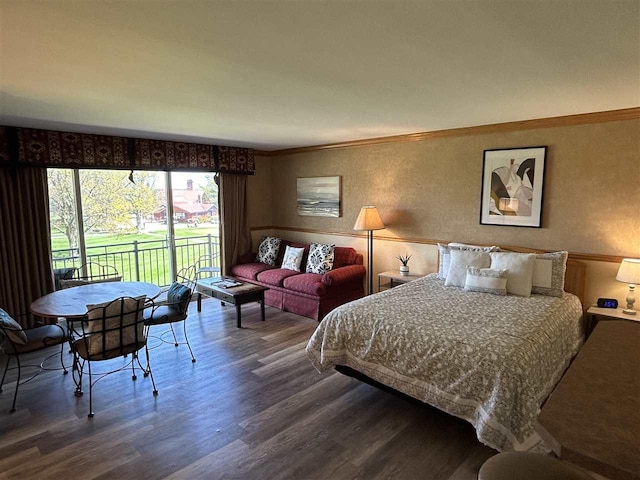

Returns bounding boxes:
[256,236,282,266]
[305,243,335,274]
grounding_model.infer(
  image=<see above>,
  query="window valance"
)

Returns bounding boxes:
[0,126,255,175]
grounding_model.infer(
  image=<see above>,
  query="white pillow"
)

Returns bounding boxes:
[464,267,509,296]
[444,250,491,287]
[281,246,305,272]
[437,243,499,280]
[489,252,536,297]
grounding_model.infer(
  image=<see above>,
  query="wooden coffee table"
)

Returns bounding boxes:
[196,277,268,328]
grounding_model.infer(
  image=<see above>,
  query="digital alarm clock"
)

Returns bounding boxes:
[597,298,618,309]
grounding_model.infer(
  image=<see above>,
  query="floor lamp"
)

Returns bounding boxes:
[353,206,385,295]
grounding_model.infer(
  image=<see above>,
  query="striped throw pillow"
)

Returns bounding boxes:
[464,267,509,296]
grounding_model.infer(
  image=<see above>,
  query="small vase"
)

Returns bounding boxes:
[400,265,409,276]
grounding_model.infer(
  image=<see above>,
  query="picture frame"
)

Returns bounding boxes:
[479,146,547,228]
[297,176,341,217]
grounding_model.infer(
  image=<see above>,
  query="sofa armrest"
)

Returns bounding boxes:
[237,252,257,265]
[321,265,366,286]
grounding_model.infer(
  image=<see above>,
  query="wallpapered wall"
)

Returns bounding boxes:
[248,118,639,305]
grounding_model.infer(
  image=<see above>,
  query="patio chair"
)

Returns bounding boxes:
[58,262,122,289]
[0,308,68,412]
[144,265,197,365]
[194,254,221,279]
[68,296,157,417]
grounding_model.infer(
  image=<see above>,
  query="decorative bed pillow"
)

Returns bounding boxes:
[306,243,335,274]
[256,236,282,266]
[464,267,509,295]
[438,243,500,280]
[489,252,536,297]
[0,308,27,345]
[531,251,568,297]
[281,246,305,272]
[444,250,491,287]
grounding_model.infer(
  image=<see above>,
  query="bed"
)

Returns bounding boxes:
[306,251,586,453]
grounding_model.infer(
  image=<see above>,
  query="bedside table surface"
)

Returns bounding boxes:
[378,270,424,283]
[587,306,640,322]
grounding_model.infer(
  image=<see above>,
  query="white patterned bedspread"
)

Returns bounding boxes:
[306,273,583,452]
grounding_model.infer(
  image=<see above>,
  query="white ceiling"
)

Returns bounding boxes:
[0,1,638,151]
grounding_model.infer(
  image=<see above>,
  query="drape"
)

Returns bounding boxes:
[219,174,251,275]
[0,167,54,328]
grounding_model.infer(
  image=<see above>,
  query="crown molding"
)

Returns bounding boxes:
[256,107,640,157]
[249,225,627,264]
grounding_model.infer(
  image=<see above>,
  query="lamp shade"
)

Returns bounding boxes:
[616,258,640,284]
[353,206,385,231]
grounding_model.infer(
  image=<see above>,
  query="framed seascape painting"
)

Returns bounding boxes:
[480,146,547,228]
[297,176,341,217]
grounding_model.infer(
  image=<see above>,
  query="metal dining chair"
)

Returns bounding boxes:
[58,262,122,289]
[0,308,68,412]
[68,296,157,417]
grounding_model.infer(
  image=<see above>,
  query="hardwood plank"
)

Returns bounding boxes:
[0,299,495,479]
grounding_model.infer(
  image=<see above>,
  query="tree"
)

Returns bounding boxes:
[201,173,219,215]
[47,169,160,248]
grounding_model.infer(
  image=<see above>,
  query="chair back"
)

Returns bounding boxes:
[194,254,221,279]
[59,262,121,289]
[72,296,147,360]
[169,265,197,315]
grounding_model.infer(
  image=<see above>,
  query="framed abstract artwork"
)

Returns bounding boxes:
[480,146,547,228]
[297,176,341,217]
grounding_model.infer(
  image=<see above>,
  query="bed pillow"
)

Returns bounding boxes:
[444,250,491,288]
[256,236,282,266]
[281,245,305,272]
[306,243,335,274]
[464,267,509,296]
[531,251,568,297]
[438,243,499,280]
[489,252,536,297]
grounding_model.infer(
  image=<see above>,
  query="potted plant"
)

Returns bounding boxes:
[396,254,411,276]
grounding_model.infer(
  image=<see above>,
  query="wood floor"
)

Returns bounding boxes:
[0,300,495,480]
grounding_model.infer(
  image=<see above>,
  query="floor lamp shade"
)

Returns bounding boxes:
[353,206,385,295]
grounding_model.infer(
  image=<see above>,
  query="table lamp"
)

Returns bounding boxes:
[616,258,640,315]
[353,206,385,295]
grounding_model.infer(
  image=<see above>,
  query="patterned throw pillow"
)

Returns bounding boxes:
[531,251,568,297]
[0,308,28,345]
[281,246,305,272]
[306,243,335,274]
[256,237,282,266]
[464,267,509,296]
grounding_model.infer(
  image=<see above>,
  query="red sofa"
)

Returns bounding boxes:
[230,240,365,320]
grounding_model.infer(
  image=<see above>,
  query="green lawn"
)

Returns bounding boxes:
[51,224,220,286]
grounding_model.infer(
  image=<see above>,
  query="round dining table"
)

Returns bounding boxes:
[30,281,161,319]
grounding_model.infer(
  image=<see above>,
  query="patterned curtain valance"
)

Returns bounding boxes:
[0,126,255,175]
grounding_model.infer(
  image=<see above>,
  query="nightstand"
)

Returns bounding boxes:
[378,270,425,292]
[585,306,640,336]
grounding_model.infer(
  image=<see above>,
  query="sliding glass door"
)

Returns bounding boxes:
[47,169,220,286]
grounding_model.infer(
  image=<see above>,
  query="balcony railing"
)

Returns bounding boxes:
[52,234,220,287]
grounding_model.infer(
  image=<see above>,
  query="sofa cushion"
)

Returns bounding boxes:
[231,262,275,280]
[257,268,301,287]
[284,273,327,297]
